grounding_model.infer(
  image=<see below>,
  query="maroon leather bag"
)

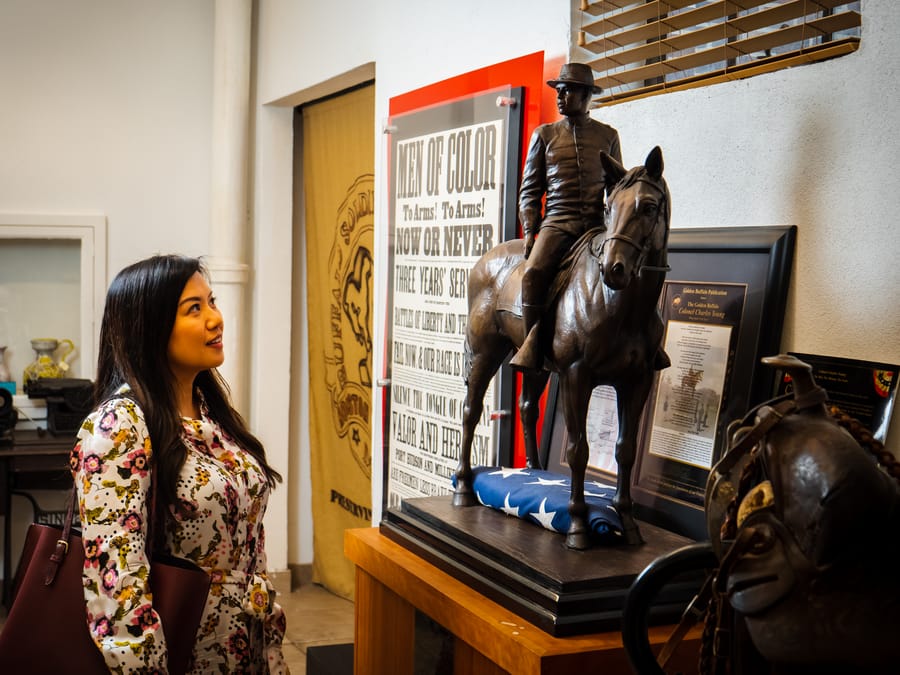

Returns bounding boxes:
[0,496,210,674]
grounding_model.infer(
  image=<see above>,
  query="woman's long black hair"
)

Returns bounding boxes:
[94,254,281,515]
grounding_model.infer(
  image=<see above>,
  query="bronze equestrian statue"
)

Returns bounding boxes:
[453,146,671,548]
[622,354,900,674]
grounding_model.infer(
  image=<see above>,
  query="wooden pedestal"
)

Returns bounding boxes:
[345,527,701,675]
[380,496,700,636]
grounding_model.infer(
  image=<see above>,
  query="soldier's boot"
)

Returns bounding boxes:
[510,303,543,371]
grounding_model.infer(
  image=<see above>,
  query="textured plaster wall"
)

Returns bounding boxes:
[599,0,900,454]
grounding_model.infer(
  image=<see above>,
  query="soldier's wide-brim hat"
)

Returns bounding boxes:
[547,62,602,95]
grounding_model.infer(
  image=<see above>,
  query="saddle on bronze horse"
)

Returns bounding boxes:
[495,228,599,322]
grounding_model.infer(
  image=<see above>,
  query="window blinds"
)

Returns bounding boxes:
[578,0,861,104]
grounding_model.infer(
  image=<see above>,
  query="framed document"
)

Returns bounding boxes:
[384,87,524,509]
[776,352,899,443]
[546,225,796,540]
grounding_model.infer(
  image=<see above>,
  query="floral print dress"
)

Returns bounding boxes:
[70,390,287,673]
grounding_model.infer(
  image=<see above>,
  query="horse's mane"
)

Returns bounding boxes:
[549,166,656,299]
[549,227,603,300]
[612,165,650,194]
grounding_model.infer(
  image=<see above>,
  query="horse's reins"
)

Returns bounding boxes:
[595,175,671,276]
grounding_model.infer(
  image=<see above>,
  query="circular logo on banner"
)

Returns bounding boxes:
[325,174,375,478]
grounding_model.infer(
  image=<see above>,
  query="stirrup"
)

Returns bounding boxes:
[511,325,541,370]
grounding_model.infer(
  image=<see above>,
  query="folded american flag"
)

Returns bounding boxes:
[453,466,624,543]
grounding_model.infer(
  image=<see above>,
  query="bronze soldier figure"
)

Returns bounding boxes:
[511,62,621,370]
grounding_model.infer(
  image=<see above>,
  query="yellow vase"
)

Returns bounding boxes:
[22,338,75,390]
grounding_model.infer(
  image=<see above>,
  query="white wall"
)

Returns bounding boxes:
[0,0,215,576]
[0,1,214,271]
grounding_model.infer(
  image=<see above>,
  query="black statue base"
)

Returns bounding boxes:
[380,496,701,637]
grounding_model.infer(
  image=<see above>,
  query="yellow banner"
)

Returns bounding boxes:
[303,84,374,599]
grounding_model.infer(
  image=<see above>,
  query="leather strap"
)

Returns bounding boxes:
[657,572,713,668]
[713,398,793,477]
[714,384,827,478]
[44,486,77,586]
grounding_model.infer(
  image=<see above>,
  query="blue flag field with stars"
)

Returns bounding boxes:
[452,466,624,543]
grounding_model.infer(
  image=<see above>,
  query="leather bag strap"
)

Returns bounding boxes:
[44,485,77,586]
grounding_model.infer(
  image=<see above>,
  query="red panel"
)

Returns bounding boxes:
[389,51,546,172]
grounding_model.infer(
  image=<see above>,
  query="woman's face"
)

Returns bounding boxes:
[167,272,224,383]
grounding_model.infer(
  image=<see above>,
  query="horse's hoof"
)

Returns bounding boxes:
[623,526,645,546]
[452,491,478,507]
[565,531,591,550]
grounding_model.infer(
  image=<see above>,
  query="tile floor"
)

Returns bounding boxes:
[0,573,356,675]
[277,577,356,674]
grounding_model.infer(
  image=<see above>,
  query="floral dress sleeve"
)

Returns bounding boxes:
[71,396,169,673]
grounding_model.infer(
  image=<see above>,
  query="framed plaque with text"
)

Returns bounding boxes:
[384,87,524,510]
[547,225,796,539]
[776,352,898,444]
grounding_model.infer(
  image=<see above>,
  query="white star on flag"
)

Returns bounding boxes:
[585,489,612,499]
[526,476,567,487]
[528,497,557,530]
[489,467,529,479]
[501,493,520,516]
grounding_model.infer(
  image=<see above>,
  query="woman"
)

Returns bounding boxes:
[70,254,287,673]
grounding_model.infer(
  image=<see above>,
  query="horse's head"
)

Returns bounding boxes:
[598,146,670,291]
[705,355,900,668]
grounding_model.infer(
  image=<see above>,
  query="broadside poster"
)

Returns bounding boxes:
[386,89,522,507]
[638,281,747,506]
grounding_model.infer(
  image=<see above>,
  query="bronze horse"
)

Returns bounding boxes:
[453,147,670,548]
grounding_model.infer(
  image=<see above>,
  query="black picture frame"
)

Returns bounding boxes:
[545,225,796,540]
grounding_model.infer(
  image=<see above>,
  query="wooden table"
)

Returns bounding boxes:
[344,527,699,674]
[0,430,74,606]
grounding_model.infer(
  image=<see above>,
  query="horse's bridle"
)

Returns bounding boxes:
[594,175,670,276]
